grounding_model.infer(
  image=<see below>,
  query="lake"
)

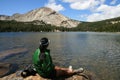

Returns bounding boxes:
[0,32,120,80]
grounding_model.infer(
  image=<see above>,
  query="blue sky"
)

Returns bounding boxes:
[0,0,120,22]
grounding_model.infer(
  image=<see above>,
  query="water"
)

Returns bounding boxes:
[0,32,120,80]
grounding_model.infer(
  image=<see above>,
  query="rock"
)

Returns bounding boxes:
[0,48,28,61]
[0,15,10,20]
[0,72,83,80]
[0,63,18,78]
[0,63,11,78]
[0,70,99,80]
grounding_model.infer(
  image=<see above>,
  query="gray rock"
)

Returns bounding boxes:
[0,7,80,28]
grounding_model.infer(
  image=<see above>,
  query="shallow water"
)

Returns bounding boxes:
[0,32,120,80]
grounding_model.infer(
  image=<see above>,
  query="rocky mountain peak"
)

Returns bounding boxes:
[0,7,80,28]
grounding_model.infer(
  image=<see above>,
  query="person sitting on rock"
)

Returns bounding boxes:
[32,37,84,79]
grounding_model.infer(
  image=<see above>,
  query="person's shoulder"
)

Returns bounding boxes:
[34,48,40,53]
[46,49,50,53]
[35,48,39,51]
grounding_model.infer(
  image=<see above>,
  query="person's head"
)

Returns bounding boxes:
[39,37,50,50]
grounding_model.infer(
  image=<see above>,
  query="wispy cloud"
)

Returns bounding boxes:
[62,0,105,10]
[45,0,65,12]
[62,0,120,22]
[110,0,117,5]
[44,0,120,21]
[87,4,120,21]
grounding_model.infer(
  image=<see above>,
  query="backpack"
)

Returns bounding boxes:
[32,48,54,78]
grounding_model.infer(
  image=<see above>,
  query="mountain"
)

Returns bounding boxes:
[0,7,80,28]
[76,17,120,32]
[0,15,10,20]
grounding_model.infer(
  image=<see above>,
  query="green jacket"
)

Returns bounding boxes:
[32,48,55,78]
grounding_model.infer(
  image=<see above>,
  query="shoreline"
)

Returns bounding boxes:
[0,69,98,80]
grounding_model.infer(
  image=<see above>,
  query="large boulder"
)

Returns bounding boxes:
[0,70,99,80]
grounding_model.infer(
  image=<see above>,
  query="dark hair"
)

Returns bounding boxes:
[39,37,49,61]
[40,37,49,46]
[39,37,49,49]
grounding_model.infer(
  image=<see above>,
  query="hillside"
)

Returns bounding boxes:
[74,17,120,32]
[0,7,80,28]
[0,20,57,32]
[0,11,120,32]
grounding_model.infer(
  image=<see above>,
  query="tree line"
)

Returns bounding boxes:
[0,17,120,32]
[74,17,120,32]
[0,20,56,32]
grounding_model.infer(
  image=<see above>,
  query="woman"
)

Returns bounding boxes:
[32,37,83,79]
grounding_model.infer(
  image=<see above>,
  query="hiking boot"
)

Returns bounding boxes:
[21,64,37,78]
[21,70,30,78]
[74,67,84,73]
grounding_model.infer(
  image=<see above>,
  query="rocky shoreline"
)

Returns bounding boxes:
[0,48,99,80]
[0,63,99,80]
[0,71,95,80]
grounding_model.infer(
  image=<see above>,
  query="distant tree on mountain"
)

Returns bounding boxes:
[0,17,120,32]
[75,17,120,32]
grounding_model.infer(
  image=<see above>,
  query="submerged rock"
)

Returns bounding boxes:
[0,63,18,78]
[0,48,28,61]
[0,63,11,78]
